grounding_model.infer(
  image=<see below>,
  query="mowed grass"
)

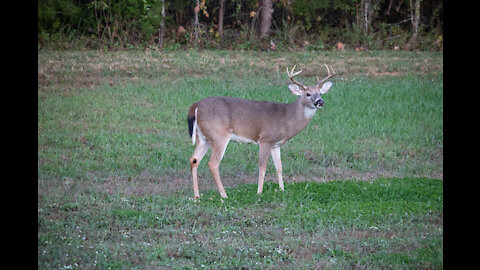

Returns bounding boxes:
[38,50,443,269]
[38,178,442,269]
[38,50,442,182]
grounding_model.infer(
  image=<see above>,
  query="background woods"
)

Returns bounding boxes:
[38,0,443,51]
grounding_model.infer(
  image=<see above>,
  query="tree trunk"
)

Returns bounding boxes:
[158,0,165,47]
[385,0,394,15]
[409,0,421,46]
[359,0,371,35]
[259,0,273,39]
[218,0,225,41]
[194,0,199,45]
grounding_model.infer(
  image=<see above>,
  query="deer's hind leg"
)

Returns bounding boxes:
[190,136,210,199]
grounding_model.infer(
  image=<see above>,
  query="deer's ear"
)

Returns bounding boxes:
[288,83,303,96]
[319,81,332,94]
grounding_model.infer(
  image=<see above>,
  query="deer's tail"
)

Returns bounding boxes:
[187,103,198,145]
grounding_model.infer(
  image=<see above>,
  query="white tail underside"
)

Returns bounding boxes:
[192,108,198,145]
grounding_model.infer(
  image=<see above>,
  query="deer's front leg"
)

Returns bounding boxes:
[257,143,272,194]
[270,147,284,191]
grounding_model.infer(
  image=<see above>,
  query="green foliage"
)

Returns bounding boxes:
[38,0,82,32]
[290,0,329,32]
[38,0,168,49]
[37,0,443,51]
[38,0,83,48]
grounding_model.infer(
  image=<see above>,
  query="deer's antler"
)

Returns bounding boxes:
[316,64,336,87]
[286,65,307,90]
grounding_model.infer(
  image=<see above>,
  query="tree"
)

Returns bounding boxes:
[194,0,200,44]
[259,0,273,39]
[218,0,225,41]
[409,0,421,46]
[158,0,165,47]
[358,0,373,35]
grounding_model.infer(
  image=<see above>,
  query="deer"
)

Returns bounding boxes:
[187,64,336,199]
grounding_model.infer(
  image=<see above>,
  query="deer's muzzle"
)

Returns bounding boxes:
[314,99,324,108]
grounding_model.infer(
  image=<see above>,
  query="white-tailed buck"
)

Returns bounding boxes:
[187,65,336,199]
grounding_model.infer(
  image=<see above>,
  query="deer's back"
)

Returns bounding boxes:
[195,96,290,143]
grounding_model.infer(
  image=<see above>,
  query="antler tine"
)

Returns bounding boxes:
[324,64,331,75]
[325,64,336,76]
[316,64,336,87]
[287,65,307,90]
[287,65,302,77]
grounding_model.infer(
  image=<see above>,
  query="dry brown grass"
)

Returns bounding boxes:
[38,50,443,92]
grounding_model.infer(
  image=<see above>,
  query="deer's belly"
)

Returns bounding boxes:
[230,133,287,148]
[230,133,258,144]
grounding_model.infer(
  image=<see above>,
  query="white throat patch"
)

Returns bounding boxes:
[304,107,317,119]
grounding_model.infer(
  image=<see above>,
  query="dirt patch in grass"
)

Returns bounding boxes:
[38,176,188,201]
[369,71,402,77]
[336,228,397,241]
[39,165,442,203]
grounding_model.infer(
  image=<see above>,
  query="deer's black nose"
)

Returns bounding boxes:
[314,99,324,107]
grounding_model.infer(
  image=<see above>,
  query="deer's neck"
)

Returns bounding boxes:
[292,97,317,120]
[282,97,316,136]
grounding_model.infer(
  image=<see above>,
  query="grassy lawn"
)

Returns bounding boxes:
[38,49,443,269]
[38,178,442,269]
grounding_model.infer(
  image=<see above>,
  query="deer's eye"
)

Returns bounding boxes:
[306,92,311,97]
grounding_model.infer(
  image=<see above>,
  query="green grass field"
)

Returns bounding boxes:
[38,49,443,269]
